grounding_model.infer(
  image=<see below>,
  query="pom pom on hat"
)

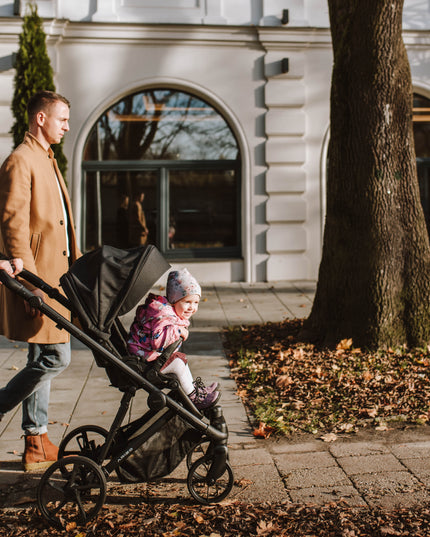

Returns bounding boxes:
[166,268,201,304]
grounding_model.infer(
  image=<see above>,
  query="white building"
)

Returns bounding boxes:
[0,1,429,283]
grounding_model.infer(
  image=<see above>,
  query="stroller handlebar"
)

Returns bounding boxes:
[0,252,71,309]
[0,270,37,301]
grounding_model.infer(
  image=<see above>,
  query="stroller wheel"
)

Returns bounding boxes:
[58,425,109,464]
[58,424,140,483]
[187,439,211,477]
[37,455,107,529]
[187,456,234,504]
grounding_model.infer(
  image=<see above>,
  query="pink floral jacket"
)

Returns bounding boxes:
[127,293,189,362]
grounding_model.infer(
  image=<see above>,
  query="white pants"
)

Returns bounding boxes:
[161,358,194,394]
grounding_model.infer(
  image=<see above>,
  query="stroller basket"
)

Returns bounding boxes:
[0,245,233,529]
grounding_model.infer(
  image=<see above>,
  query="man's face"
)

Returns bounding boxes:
[39,101,70,145]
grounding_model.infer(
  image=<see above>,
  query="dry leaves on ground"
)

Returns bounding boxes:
[224,319,430,437]
[2,501,430,536]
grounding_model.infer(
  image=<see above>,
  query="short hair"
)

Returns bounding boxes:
[27,90,70,122]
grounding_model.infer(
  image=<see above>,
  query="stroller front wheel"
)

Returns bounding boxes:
[186,438,210,471]
[187,456,234,504]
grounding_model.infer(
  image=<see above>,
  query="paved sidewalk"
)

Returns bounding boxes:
[2,280,430,510]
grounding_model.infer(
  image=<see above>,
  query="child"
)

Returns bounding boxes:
[127,268,220,410]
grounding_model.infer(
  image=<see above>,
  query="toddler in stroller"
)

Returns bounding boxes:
[127,268,220,410]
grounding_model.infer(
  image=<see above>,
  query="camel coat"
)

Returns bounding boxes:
[0,132,80,343]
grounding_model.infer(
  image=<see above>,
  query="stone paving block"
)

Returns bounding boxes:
[365,489,430,509]
[0,439,23,462]
[329,441,390,458]
[289,485,367,507]
[229,460,289,502]
[274,451,337,473]
[269,441,325,455]
[229,447,274,467]
[336,454,405,475]
[350,470,425,503]
[285,465,351,489]
[402,457,430,472]
[0,466,42,496]
[400,457,430,480]
[410,472,430,487]
[0,407,20,438]
[73,396,124,418]
[227,430,255,446]
[390,441,430,459]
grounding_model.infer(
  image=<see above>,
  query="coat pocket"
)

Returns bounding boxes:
[30,232,41,261]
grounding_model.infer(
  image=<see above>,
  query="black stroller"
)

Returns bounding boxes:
[0,245,233,528]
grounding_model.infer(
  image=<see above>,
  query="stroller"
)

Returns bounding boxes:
[0,245,233,528]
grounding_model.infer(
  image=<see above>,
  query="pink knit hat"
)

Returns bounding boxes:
[166,268,201,304]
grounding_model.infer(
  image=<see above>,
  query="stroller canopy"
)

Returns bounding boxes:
[60,245,170,338]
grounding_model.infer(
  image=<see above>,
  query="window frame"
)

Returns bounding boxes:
[81,159,242,259]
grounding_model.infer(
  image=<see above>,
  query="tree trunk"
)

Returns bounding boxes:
[304,0,430,348]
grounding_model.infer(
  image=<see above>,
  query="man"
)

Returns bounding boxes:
[129,191,149,246]
[0,91,80,471]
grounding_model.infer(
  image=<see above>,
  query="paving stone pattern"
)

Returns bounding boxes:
[2,281,430,509]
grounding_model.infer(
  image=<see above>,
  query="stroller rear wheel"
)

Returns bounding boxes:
[37,455,107,529]
[187,456,234,504]
[58,424,141,484]
[58,425,109,463]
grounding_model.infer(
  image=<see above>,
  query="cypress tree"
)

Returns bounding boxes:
[11,0,68,177]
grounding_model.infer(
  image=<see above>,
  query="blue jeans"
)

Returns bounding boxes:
[0,342,71,435]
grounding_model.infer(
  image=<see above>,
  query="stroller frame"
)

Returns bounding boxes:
[0,246,233,528]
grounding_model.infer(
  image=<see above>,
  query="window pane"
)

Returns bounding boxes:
[413,94,430,236]
[83,89,239,161]
[85,170,158,250]
[418,162,430,234]
[169,169,238,250]
[413,94,430,158]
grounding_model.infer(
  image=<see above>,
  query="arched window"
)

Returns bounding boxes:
[413,93,430,233]
[82,88,241,258]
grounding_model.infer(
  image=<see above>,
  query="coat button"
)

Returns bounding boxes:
[63,251,67,256]
[60,220,64,225]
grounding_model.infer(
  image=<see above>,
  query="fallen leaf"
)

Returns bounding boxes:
[362,370,373,381]
[253,422,274,439]
[276,375,293,388]
[375,423,389,431]
[336,338,353,350]
[320,433,337,443]
[235,478,253,488]
[361,408,378,418]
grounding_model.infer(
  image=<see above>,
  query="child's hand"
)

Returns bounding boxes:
[180,327,189,340]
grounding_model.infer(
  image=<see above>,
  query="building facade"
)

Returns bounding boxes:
[0,1,428,283]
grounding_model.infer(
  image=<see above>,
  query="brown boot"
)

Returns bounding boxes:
[23,433,59,472]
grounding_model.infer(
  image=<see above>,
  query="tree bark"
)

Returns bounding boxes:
[304,0,430,348]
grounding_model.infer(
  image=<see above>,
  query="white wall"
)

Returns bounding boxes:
[0,1,428,282]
